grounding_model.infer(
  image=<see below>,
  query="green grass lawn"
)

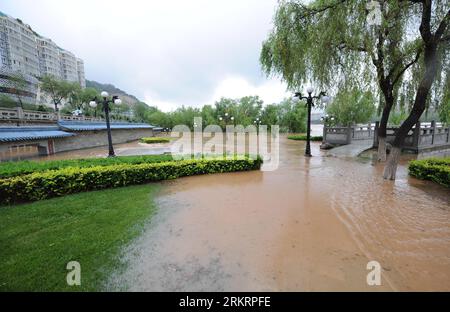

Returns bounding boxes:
[0,184,159,291]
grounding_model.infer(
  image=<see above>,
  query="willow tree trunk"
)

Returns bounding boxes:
[377,90,394,162]
[383,43,440,180]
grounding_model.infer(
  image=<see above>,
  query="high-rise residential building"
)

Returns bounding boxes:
[76,58,85,88]
[0,11,86,105]
[36,37,63,80]
[60,49,78,83]
[0,13,40,77]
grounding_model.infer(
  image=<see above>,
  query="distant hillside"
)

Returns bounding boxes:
[85,80,141,106]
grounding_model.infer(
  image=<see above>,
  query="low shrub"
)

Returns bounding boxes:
[0,157,262,204]
[408,157,450,188]
[288,135,323,141]
[140,137,171,144]
[0,154,174,178]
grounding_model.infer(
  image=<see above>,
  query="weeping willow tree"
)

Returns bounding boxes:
[383,1,449,180]
[261,0,449,179]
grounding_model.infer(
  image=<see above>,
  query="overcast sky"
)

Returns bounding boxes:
[2,0,292,111]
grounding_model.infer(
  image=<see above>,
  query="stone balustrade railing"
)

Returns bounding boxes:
[324,123,376,145]
[324,121,450,152]
[0,107,121,123]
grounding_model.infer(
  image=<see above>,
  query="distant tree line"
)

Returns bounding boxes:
[138,96,310,133]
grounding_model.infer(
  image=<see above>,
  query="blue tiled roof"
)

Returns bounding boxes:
[58,121,154,131]
[0,126,75,142]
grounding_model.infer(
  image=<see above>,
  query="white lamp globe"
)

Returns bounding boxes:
[219,117,223,121]
[322,95,330,104]
[292,96,300,103]
[225,112,229,117]
[114,98,122,105]
[306,86,314,94]
[101,91,109,98]
[89,101,97,108]
[231,116,234,120]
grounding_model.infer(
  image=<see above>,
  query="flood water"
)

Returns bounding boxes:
[106,135,450,291]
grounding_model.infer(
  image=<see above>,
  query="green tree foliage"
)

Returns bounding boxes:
[437,75,450,125]
[8,72,28,108]
[326,88,376,126]
[201,105,217,126]
[40,75,76,111]
[438,99,450,125]
[233,96,263,126]
[277,98,307,133]
[260,104,279,127]
[133,102,151,122]
[388,109,409,126]
[0,95,17,108]
[138,96,307,133]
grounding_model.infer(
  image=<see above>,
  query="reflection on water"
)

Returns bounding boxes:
[109,135,450,291]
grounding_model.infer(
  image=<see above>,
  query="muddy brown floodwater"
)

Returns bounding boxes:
[107,136,450,291]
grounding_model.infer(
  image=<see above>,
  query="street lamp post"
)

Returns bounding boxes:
[219,112,235,127]
[254,117,261,134]
[293,87,329,157]
[89,91,122,157]
[320,114,335,126]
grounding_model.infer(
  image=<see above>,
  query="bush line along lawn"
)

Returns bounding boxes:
[0,157,262,205]
[287,134,323,141]
[0,184,160,291]
[408,157,450,188]
[140,137,171,144]
[0,154,174,179]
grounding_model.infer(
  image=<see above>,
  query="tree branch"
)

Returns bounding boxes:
[294,0,348,19]
[419,0,432,42]
[392,47,423,86]
[435,9,450,41]
[337,42,367,53]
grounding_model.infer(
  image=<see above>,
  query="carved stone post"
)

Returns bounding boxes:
[346,125,352,144]
[412,121,421,150]
[430,120,436,145]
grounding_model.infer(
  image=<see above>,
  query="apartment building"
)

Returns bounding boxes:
[36,37,63,80]
[0,11,86,105]
[76,58,86,88]
[0,13,40,77]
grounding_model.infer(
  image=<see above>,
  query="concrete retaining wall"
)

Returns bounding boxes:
[53,128,154,153]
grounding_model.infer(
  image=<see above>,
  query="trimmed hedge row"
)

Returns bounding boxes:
[0,154,174,179]
[288,135,323,141]
[408,158,450,188]
[0,158,262,205]
[140,137,171,144]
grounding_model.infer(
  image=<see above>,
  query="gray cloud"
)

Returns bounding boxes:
[2,0,290,111]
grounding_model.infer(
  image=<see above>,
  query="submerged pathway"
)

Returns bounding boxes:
[108,136,450,291]
[327,139,374,158]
